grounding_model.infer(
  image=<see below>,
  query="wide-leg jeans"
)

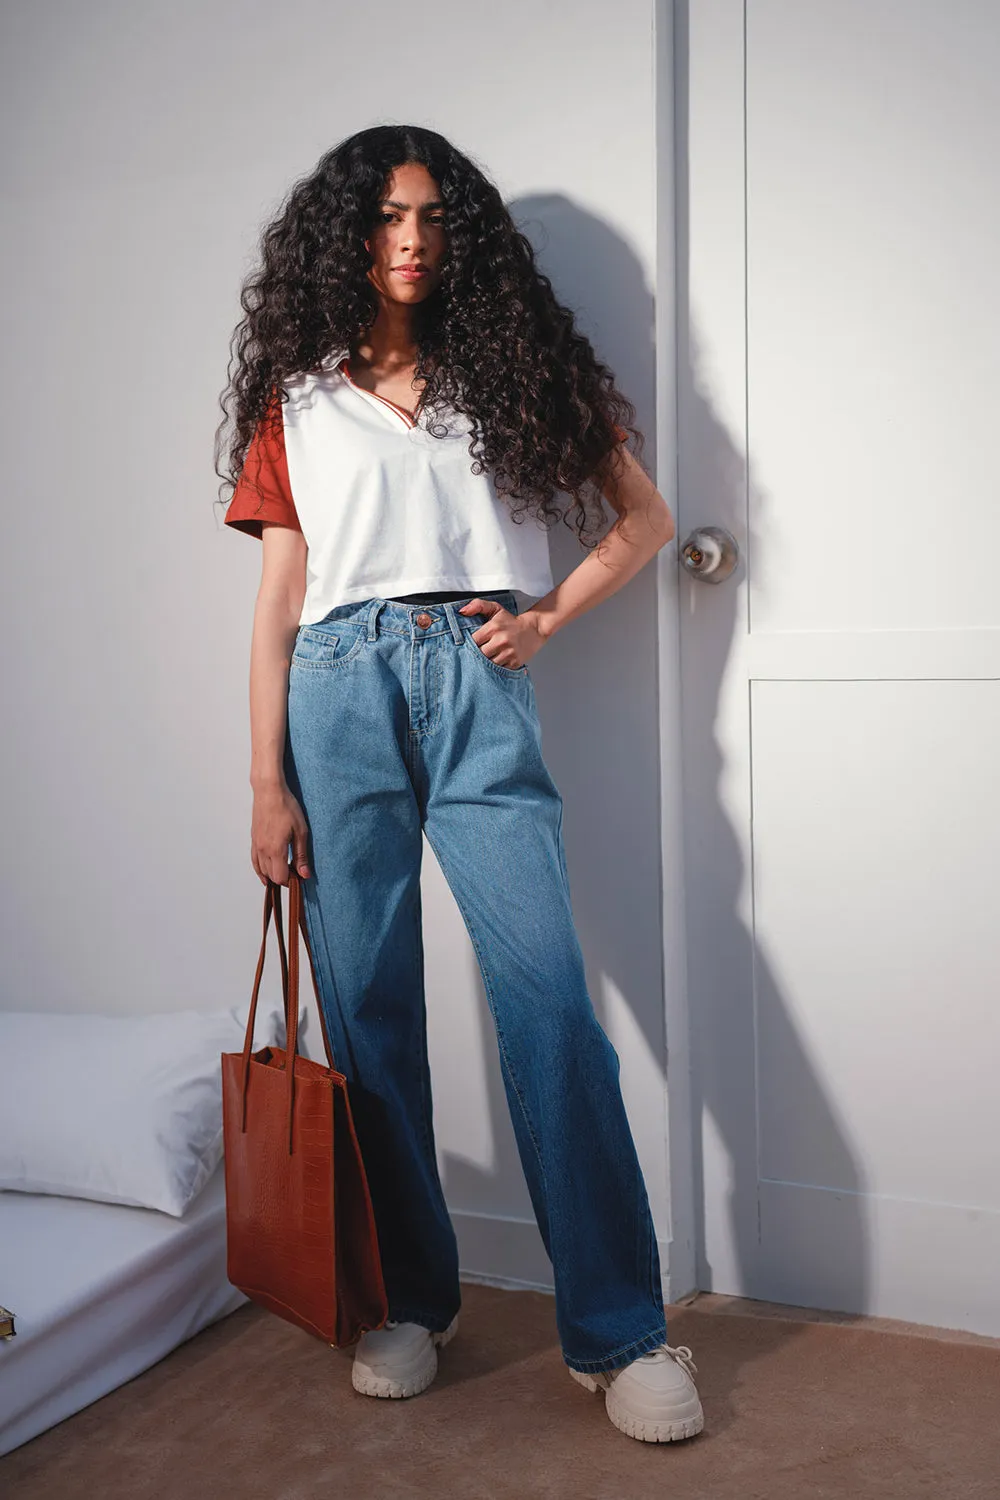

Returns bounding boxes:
[282,588,668,1374]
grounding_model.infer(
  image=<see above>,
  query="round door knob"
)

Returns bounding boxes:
[679,526,739,583]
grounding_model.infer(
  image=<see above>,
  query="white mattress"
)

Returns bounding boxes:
[0,1162,246,1456]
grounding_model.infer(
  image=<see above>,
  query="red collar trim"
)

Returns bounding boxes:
[338,357,418,428]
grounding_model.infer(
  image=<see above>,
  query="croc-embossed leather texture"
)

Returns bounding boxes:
[221,871,388,1346]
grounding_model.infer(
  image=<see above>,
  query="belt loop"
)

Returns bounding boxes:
[442,601,464,644]
[367,599,386,641]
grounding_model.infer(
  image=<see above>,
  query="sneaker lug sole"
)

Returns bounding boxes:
[605,1389,705,1442]
[351,1314,459,1400]
[568,1361,705,1441]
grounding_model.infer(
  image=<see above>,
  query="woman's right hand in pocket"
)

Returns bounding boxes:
[251,783,312,886]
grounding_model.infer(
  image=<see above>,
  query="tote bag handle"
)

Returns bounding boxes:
[236,870,338,1150]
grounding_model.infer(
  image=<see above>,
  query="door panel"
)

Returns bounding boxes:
[679,0,1000,1333]
[753,679,1000,1204]
[747,3,1000,634]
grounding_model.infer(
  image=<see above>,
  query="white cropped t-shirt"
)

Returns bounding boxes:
[224,349,556,627]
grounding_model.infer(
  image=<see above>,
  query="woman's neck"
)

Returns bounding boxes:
[353,302,418,374]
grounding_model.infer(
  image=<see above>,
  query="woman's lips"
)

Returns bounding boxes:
[393,266,429,280]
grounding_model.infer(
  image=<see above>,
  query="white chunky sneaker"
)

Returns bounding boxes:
[568,1342,704,1442]
[351,1314,459,1399]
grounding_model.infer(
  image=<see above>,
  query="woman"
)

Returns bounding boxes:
[216,124,703,1445]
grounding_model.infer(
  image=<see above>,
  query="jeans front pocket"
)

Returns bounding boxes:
[291,625,367,670]
[464,631,529,679]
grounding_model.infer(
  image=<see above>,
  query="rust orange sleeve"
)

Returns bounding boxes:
[224,398,301,538]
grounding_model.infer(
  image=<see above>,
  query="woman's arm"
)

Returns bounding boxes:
[248,522,313,884]
[249,523,306,788]
[459,448,674,667]
[522,448,676,646]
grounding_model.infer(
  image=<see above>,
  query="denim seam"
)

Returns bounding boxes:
[563,1323,669,1374]
[422,829,550,1197]
[554,794,569,892]
[412,891,437,1169]
[647,1201,661,1307]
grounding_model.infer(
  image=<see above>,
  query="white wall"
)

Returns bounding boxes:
[0,0,687,1298]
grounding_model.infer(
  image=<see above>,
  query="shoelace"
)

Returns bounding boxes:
[640,1342,698,1377]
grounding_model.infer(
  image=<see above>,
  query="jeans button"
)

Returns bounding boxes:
[415,612,432,628]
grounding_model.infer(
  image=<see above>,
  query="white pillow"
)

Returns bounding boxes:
[0,1002,286,1217]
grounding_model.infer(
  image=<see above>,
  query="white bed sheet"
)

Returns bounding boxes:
[0,1161,246,1457]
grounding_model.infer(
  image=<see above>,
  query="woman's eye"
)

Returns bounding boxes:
[376,211,444,226]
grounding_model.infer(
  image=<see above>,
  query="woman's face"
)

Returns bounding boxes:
[365,161,448,306]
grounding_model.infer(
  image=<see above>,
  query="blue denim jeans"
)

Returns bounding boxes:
[282,589,668,1374]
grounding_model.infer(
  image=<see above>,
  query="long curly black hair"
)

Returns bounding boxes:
[214,124,646,548]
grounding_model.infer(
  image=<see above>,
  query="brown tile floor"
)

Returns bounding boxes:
[3,1282,999,1499]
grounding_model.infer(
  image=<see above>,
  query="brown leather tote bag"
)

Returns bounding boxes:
[222,870,389,1345]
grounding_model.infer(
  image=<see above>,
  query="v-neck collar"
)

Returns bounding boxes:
[336,356,424,431]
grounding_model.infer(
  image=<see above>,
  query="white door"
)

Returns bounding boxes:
[677,0,1000,1335]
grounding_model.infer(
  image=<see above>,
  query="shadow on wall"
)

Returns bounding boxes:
[428,86,868,1369]
[428,189,667,1279]
[677,309,867,1325]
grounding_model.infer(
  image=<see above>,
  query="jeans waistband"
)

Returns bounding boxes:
[310,590,520,642]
